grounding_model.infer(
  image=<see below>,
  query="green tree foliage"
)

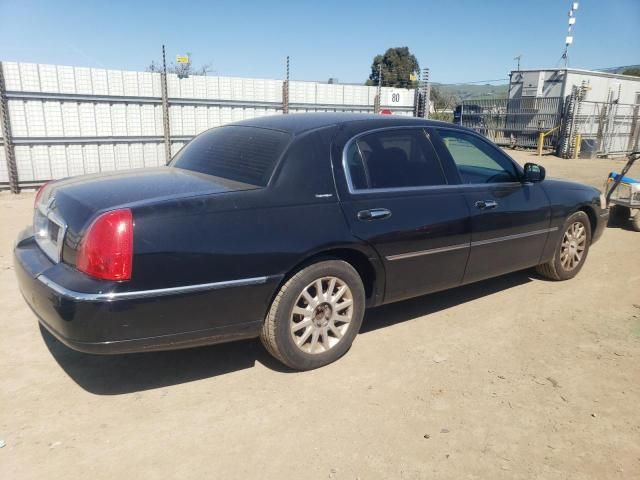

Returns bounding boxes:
[366,47,419,88]
[622,67,640,77]
[430,85,459,112]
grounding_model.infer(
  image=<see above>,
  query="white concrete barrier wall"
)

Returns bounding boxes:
[0,62,415,184]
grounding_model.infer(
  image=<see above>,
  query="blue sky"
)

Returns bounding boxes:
[0,0,638,84]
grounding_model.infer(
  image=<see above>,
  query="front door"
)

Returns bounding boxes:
[432,128,551,284]
[336,127,471,303]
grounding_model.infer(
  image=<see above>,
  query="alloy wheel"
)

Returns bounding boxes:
[560,221,587,271]
[290,276,354,354]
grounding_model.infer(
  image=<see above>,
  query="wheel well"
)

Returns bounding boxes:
[283,249,377,301]
[578,206,597,239]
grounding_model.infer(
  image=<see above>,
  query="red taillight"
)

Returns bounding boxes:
[34,181,52,207]
[77,209,134,281]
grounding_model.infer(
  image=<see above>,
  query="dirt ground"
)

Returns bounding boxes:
[1,150,639,480]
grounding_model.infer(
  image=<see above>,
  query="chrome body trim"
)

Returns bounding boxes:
[386,243,470,261]
[36,275,270,302]
[385,227,558,261]
[470,227,558,247]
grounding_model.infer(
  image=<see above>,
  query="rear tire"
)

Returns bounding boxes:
[536,211,591,281]
[260,260,365,370]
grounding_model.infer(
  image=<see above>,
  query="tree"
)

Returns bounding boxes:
[622,67,640,77]
[430,85,458,112]
[146,53,213,77]
[366,47,419,88]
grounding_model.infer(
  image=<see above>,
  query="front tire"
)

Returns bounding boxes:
[260,260,365,370]
[609,205,631,225]
[536,211,591,281]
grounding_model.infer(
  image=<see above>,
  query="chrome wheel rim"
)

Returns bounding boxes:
[560,221,586,271]
[290,276,354,354]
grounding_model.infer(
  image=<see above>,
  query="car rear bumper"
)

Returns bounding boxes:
[14,231,279,354]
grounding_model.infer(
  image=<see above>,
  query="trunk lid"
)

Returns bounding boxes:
[36,167,259,263]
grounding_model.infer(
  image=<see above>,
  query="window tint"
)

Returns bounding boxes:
[171,126,290,186]
[438,129,518,184]
[345,129,446,190]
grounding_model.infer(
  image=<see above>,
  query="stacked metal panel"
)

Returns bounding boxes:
[0,62,415,185]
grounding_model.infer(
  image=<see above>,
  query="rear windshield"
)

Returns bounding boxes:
[171,126,291,186]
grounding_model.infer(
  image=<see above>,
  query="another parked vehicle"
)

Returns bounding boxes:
[605,151,640,231]
[14,114,608,370]
[453,104,485,127]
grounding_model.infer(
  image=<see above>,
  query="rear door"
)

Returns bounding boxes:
[335,127,471,303]
[432,127,551,284]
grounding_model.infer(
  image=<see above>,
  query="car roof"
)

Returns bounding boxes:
[229,112,459,135]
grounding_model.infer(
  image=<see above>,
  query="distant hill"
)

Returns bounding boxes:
[432,82,509,100]
[595,64,640,75]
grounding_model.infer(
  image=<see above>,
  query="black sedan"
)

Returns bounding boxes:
[14,114,608,370]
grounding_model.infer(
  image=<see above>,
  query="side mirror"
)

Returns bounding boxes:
[523,162,546,183]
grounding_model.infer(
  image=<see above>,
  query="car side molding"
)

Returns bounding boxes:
[386,227,558,261]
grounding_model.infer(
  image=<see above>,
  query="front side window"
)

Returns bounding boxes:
[345,129,446,190]
[171,126,291,186]
[437,129,519,184]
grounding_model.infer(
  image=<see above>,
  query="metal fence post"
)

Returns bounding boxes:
[629,103,640,152]
[282,56,290,114]
[0,61,19,193]
[161,45,172,164]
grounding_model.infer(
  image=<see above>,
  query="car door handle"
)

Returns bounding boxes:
[475,200,498,210]
[357,208,392,221]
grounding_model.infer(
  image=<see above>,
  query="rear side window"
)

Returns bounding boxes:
[171,126,290,186]
[345,128,447,190]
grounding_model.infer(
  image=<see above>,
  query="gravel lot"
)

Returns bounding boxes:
[1,150,639,479]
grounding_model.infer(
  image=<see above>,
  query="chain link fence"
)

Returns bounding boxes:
[457,97,563,148]
[569,100,640,158]
[458,89,639,159]
[0,61,416,191]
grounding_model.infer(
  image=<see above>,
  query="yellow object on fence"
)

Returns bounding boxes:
[574,134,582,159]
[537,125,561,157]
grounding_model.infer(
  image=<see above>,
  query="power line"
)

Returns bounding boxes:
[435,78,509,85]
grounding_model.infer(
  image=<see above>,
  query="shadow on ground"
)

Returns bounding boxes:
[43,270,534,396]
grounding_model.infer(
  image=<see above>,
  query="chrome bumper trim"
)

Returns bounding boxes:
[36,275,270,302]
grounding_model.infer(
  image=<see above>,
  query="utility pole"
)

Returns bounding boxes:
[161,45,172,164]
[561,2,579,68]
[514,54,522,71]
